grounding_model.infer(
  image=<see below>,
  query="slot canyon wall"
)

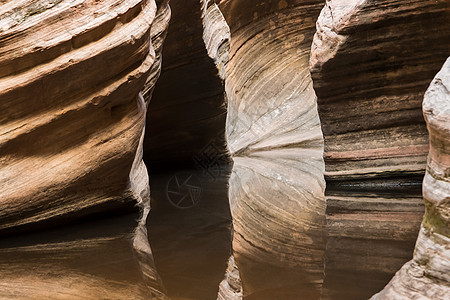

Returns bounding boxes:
[309,1,450,298]
[210,0,328,299]
[0,0,449,299]
[202,0,450,299]
[372,58,450,299]
[0,0,170,231]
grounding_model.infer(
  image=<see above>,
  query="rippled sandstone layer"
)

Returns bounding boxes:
[210,0,327,298]
[309,1,450,298]
[372,58,450,300]
[0,0,169,231]
[310,0,449,183]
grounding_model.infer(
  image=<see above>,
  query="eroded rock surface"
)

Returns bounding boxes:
[217,255,242,300]
[0,0,168,230]
[371,58,450,300]
[309,2,450,298]
[310,0,449,183]
[219,0,324,155]
[210,1,327,298]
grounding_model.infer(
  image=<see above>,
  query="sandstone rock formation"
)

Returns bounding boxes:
[0,0,168,231]
[310,0,449,184]
[371,58,450,300]
[1,0,449,299]
[207,1,327,298]
[218,0,324,155]
[309,1,450,298]
[217,255,242,300]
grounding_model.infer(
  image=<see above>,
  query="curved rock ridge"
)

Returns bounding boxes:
[201,0,230,81]
[144,0,229,170]
[371,58,450,300]
[208,1,327,298]
[143,0,171,101]
[0,0,168,231]
[229,151,326,299]
[310,0,450,183]
[220,0,324,155]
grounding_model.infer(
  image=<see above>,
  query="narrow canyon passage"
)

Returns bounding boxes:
[141,0,431,299]
[0,0,448,299]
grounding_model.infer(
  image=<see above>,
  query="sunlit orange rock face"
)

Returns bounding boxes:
[0,0,169,231]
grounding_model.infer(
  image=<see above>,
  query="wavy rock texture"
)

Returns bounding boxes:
[209,1,326,298]
[0,0,168,231]
[372,58,450,300]
[201,0,230,81]
[0,210,168,299]
[229,152,326,299]
[143,0,229,169]
[142,0,171,101]
[219,0,324,155]
[310,0,450,183]
[309,2,450,298]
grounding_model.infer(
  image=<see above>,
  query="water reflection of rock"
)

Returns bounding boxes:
[226,154,423,300]
[147,168,233,300]
[323,189,423,300]
[0,210,167,299]
[229,149,327,300]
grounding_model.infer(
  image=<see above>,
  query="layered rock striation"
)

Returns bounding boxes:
[218,0,324,155]
[310,1,450,298]
[310,0,450,184]
[372,58,450,300]
[210,0,327,298]
[0,0,168,231]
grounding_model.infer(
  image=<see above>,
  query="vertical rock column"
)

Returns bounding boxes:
[372,58,450,299]
[310,2,450,298]
[212,0,326,298]
[0,0,168,230]
[310,0,449,184]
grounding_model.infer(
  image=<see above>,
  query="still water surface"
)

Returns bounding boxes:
[0,162,422,299]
